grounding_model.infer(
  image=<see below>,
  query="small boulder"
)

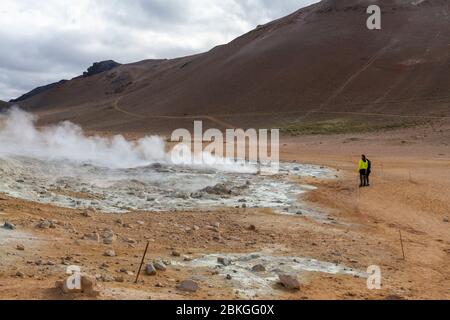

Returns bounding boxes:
[81,209,94,218]
[80,275,99,296]
[176,280,199,293]
[171,250,181,257]
[37,220,52,229]
[252,264,266,272]
[16,244,25,251]
[153,260,167,271]
[102,230,117,244]
[217,257,232,266]
[2,221,16,230]
[278,274,300,290]
[57,275,99,296]
[104,249,116,257]
[124,237,137,244]
[145,263,157,276]
[83,232,100,242]
[15,271,25,278]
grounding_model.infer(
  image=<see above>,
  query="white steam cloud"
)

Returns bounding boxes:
[0,107,168,168]
[0,108,258,173]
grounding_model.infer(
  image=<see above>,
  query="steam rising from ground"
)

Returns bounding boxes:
[0,108,256,173]
[0,107,168,168]
[0,108,336,216]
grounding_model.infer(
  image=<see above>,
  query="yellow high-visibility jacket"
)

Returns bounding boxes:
[358,160,369,171]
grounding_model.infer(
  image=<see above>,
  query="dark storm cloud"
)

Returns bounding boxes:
[0,0,318,101]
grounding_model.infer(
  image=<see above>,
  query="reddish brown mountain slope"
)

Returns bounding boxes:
[13,0,450,133]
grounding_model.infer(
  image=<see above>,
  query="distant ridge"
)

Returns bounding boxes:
[12,0,450,133]
[10,60,121,103]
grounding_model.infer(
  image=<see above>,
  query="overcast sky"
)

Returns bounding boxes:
[0,0,318,101]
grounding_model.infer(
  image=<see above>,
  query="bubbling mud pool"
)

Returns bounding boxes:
[0,156,336,218]
[178,251,367,298]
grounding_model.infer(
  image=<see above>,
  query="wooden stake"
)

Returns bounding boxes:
[135,241,150,284]
[399,230,406,260]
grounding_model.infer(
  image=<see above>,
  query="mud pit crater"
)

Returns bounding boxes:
[178,251,367,299]
[0,156,336,220]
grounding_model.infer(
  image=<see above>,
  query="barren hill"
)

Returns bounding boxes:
[0,100,10,109]
[11,0,450,134]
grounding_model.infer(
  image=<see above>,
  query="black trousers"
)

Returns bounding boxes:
[360,169,368,186]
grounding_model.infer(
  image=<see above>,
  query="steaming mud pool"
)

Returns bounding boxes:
[0,156,336,220]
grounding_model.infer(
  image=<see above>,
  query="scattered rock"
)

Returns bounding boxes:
[176,280,199,293]
[190,192,205,199]
[154,260,167,271]
[278,274,300,290]
[2,221,16,230]
[226,274,233,280]
[247,225,257,232]
[104,249,116,257]
[124,237,137,244]
[83,232,100,242]
[114,276,125,283]
[145,263,157,276]
[15,271,25,278]
[217,257,232,266]
[252,264,266,272]
[81,275,99,296]
[207,225,220,233]
[444,217,449,223]
[37,219,53,229]
[201,183,232,196]
[102,230,117,244]
[57,274,99,296]
[99,274,115,282]
[81,209,95,218]
[16,244,25,251]
[171,250,181,257]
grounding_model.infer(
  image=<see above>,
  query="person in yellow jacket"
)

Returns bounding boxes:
[358,154,370,187]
